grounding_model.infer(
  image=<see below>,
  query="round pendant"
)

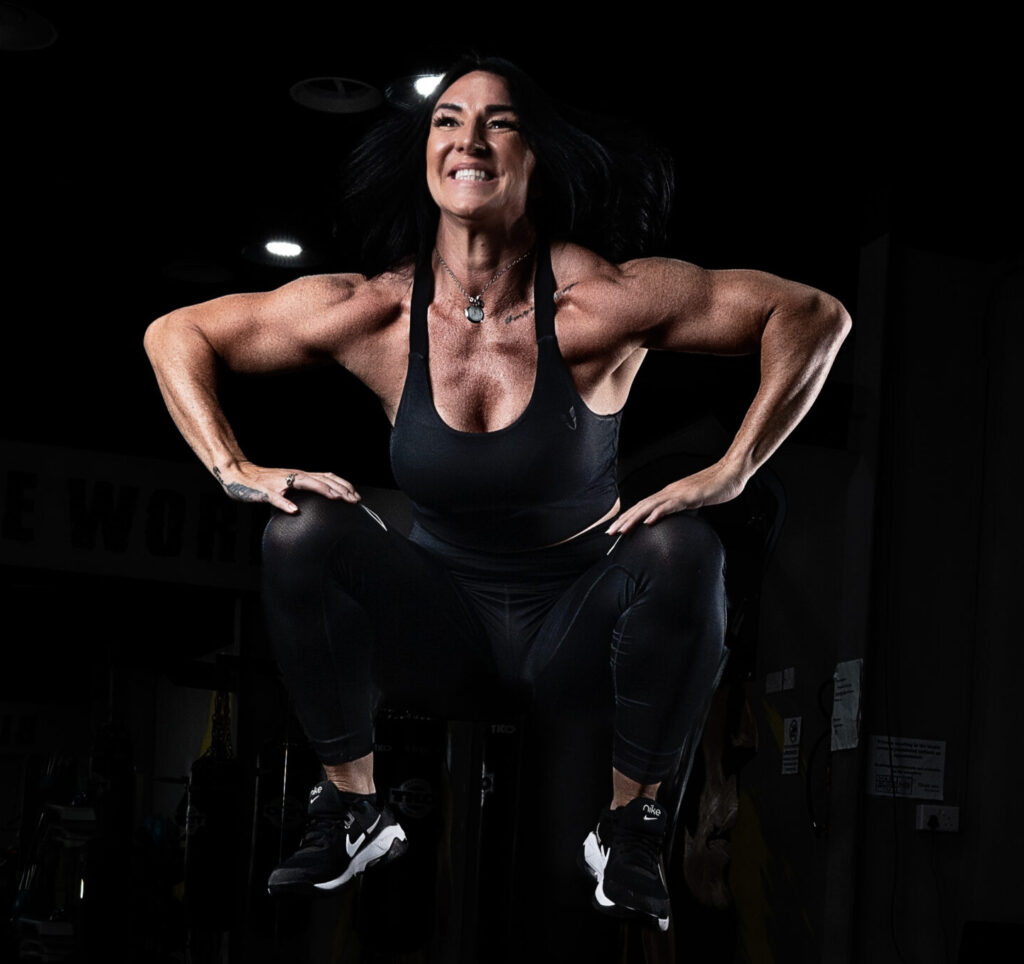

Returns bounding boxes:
[465,303,485,323]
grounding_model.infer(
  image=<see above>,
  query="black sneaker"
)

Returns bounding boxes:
[267,781,407,897]
[579,796,670,932]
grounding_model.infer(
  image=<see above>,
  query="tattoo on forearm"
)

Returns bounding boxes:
[504,305,534,325]
[213,466,269,503]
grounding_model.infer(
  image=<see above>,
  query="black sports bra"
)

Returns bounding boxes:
[389,242,621,552]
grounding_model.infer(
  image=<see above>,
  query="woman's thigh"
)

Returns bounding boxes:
[261,493,502,756]
[524,513,728,777]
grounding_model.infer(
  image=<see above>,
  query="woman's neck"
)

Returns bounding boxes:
[433,216,536,288]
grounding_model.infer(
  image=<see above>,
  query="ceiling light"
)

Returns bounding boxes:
[414,75,443,98]
[385,73,446,110]
[289,77,382,115]
[265,240,302,258]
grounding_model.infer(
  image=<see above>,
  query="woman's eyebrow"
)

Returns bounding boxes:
[433,102,517,113]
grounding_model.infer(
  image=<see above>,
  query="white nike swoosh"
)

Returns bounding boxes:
[345,815,382,857]
[643,815,659,821]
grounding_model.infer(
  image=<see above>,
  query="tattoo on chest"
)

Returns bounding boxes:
[503,305,534,325]
[213,466,269,503]
[501,284,577,326]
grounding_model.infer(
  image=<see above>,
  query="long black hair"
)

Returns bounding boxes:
[343,54,675,275]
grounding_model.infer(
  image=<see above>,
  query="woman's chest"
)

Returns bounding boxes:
[426,314,539,433]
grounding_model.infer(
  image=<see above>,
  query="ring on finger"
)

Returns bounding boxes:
[285,473,296,488]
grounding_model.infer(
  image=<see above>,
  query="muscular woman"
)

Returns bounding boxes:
[145,57,850,933]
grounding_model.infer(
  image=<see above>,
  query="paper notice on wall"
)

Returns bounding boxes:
[831,658,863,751]
[867,736,945,800]
[782,716,802,775]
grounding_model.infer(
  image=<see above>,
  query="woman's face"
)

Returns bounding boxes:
[426,71,536,227]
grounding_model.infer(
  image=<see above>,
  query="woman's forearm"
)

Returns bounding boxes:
[719,291,851,481]
[607,288,850,534]
[144,309,250,479]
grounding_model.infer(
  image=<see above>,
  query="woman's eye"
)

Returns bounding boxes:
[489,118,519,130]
[432,115,458,128]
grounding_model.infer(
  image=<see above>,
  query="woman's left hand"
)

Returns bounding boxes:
[606,461,748,534]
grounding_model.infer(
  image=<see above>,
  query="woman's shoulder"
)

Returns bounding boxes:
[349,256,413,299]
[372,256,417,287]
[549,241,620,285]
[314,258,416,325]
[549,242,649,313]
[272,261,414,351]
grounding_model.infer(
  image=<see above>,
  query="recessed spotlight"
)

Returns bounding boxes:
[0,3,57,51]
[385,73,446,110]
[242,235,326,269]
[289,77,382,115]
[265,240,302,258]
[414,75,443,98]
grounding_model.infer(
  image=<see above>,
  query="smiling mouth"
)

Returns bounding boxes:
[452,169,494,181]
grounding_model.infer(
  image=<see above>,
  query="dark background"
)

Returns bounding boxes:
[3,5,1014,469]
[2,5,1019,963]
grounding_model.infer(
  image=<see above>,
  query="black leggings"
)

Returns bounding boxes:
[261,492,727,785]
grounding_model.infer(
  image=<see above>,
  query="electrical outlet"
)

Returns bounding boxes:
[915,804,959,832]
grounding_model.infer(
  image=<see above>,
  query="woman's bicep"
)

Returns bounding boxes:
[625,260,815,355]
[152,273,364,373]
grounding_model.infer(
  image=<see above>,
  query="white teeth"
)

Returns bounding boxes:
[453,169,492,181]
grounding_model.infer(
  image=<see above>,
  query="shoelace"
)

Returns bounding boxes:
[610,827,664,879]
[299,814,347,849]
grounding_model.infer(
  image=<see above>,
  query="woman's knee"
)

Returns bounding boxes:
[262,493,375,589]
[616,512,725,585]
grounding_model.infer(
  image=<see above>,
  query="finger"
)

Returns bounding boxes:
[323,472,355,488]
[645,494,686,524]
[605,509,630,534]
[320,473,360,499]
[266,491,299,514]
[290,473,361,502]
[643,503,670,525]
[309,471,362,499]
[292,474,346,501]
[330,479,360,502]
[297,477,331,498]
[607,501,650,534]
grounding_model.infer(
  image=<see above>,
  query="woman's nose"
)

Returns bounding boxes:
[458,120,487,153]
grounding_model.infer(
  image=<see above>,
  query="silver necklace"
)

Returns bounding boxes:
[435,247,533,323]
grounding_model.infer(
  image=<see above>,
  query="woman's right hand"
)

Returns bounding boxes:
[212,461,361,514]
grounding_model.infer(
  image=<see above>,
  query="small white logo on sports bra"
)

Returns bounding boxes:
[562,405,577,431]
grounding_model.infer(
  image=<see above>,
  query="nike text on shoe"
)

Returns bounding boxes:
[267,781,408,897]
[578,796,670,932]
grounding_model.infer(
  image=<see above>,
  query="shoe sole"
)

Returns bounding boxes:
[268,825,408,898]
[579,831,670,932]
